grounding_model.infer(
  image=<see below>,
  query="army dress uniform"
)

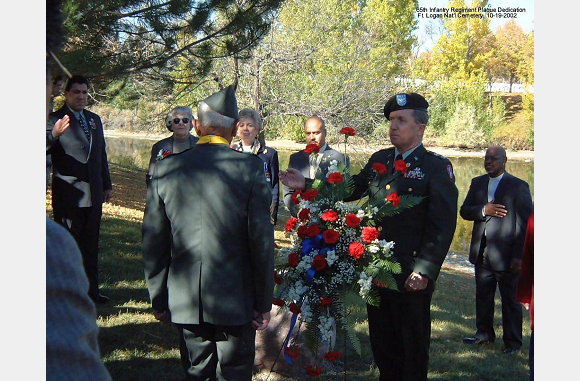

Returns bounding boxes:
[346,144,458,380]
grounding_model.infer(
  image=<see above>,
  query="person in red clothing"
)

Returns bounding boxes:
[517,213,534,380]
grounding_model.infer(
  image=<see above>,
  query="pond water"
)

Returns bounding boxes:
[105,135,534,270]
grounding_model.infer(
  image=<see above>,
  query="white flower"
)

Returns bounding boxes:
[379,240,395,251]
[326,250,337,266]
[357,272,373,297]
[368,244,380,253]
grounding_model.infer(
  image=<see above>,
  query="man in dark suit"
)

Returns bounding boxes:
[461,145,533,355]
[47,75,113,304]
[142,85,274,380]
[282,116,350,216]
[280,93,458,380]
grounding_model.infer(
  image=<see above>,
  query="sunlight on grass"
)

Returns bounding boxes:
[112,280,147,290]
[103,203,143,222]
[353,321,369,335]
[103,347,180,362]
[98,311,154,327]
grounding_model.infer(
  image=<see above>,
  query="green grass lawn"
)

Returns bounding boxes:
[78,163,531,380]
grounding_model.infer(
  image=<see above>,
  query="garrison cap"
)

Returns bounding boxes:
[200,85,239,120]
[383,93,429,120]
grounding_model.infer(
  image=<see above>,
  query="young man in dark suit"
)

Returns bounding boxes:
[280,93,458,380]
[461,145,533,355]
[47,75,113,304]
[282,115,350,216]
[142,86,274,380]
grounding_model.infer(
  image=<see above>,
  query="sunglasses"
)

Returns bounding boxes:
[173,118,190,124]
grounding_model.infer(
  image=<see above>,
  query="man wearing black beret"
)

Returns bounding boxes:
[281,92,458,380]
[351,92,458,380]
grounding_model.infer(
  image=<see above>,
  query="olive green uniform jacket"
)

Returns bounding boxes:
[142,142,274,325]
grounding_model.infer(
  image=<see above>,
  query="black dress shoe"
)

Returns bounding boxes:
[91,293,110,304]
[462,337,494,345]
[502,347,520,355]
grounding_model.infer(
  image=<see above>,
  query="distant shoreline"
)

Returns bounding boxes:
[104,129,535,161]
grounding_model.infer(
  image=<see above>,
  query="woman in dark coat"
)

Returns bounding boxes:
[230,108,279,225]
[146,106,199,186]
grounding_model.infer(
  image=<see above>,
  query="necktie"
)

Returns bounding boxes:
[394,153,403,170]
[79,114,91,141]
[309,154,318,179]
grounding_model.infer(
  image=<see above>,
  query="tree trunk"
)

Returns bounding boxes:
[252,56,266,146]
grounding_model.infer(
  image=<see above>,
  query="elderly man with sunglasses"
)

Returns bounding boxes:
[146,106,199,186]
[47,74,113,304]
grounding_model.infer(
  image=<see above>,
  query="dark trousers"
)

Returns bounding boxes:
[53,205,103,297]
[177,322,256,381]
[474,253,522,349]
[367,288,433,381]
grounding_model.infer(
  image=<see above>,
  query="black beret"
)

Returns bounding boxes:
[200,85,239,120]
[383,93,429,120]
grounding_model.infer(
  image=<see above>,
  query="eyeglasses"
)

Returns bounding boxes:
[173,118,189,124]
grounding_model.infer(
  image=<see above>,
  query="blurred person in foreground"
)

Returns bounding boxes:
[230,108,279,225]
[282,115,350,217]
[146,106,199,186]
[280,93,458,380]
[460,145,533,355]
[142,85,274,380]
[46,1,111,380]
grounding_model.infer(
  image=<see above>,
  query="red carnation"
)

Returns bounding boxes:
[289,302,301,314]
[345,213,362,228]
[306,224,321,237]
[312,254,327,271]
[348,241,365,259]
[297,225,309,239]
[394,159,408,174]
[273,271,283,284]
[361,226,379,243]
[322,229,340,244]
[340,126,356,136]
[386,192,400,207]
[327,172,343,184]
[291,190,302,205]
[288,252,299,268]
[298,208,311,221]
[324,351,342,361]
[306,365,322,377]
[301,189,319,201]
[321,210,338,222]
[304,143,320,155]
[273,298,285,306]
[285,346,300,359]
[319,297,332,306]
[372,162,387,174]
[285,217,299,232]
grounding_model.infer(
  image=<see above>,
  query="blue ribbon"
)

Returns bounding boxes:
[282,236,336,364]
[283,311,300,364]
